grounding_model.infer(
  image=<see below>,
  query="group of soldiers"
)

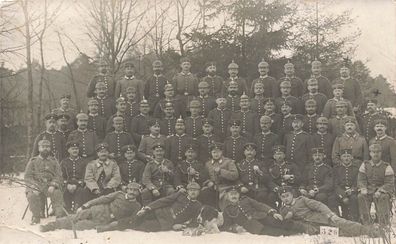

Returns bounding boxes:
[24,57,396,237]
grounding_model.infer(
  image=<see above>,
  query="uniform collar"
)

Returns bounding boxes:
[376,134,387,141]
[45,130,56,135]
[230,76,238,80]
[153,159,165,165]
[260,75,268,79]
[96,95,107,100]
[316,131,328,135]
[261,130,271,135]
[293,130,303,135]
[89,112,99,117]
[336,115,347,119]
[283,113,291,118]
[181,71,191,76]
[97,159,110,167]
[341,76,350,80]
[211,158,223,165]
[78,128,88,133]
[154,73,163,78]
[150,134,161,139]
[370,160,383,167]
[125,75,135,80]
[307,113,317,118]
[344,132,358,138]
[69,156,80,161]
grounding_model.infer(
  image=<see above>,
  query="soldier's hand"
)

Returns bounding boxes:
[284,211,293,220]
[47,186,55,194]
[345,188,352,196]
[299,189,308,196]
[172,224,186,231]
[253,165,263,175]
[342,197,349,204]
[207,181,214,188]
[93,189,101,195]
[188,167,196,175]
[121,185,127,192]
[152,189,160,197]
[308,190,316,197]
[136,209,147,216]
[374,190,382,199]
[177,186,186,193]
[160,165,169,173]
[240,186,249,193]
[273,213,283,221]
[32,189,41,196]
[360,188,368,195]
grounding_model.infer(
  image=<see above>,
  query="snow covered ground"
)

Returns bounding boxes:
[0,183,394,244]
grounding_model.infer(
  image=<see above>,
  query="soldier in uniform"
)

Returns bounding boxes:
[103,116,134,162]
[87,59,115,98]
[56,113,71,143]
[145,60,168,113]
[201,62,224,97]
[106,96,132,133]
[196,80,216,117]
[299,148,333,205]
[153,83,185,119]
[164,117,193,165]
[60,141,88,213]
[223,120,249,162]
[301,78,328,115]
[302,99,319,135]
[237,143,272,204]
[358,99,387,143]
[32,113,66,161]
[185,99,204,139]
[130,98,152,145]
[267,145,301,208]
[118,145,145,185]
[250,59,279,98]
[275,80,303,114]
[208,97,232,141]
[329,149,360,221]
[94,82,116,120]
[138,119,166,162]
[223,60,248,97]
[278,60,303,98]
[87,98,107,141]
[357,143,394,225]
[200,142,239,210]
[172,57,199,114]
[25,139,64,224]
[141,143,179,205]
[226,80,241,112]
[196,118,222,164]
[323,83,354,118]
[125,86,140,118]
[278,101,295,141]
[329,102,359,136]
[278,186,379,237]
[68,113,99,160]
[284,114,310,170]
[310,116,336,166]
[305,59,332,98]
[263,98,282,134]
[250,82,267,117]
[369,118,396,173]
[231,93,259,140]
[82,143,121,203]
[177,143,208,187]
[40,182,141,232]
[115,58,144,100]
[332,116,368,166]
[159,102,177,137]
[253,115,280,164]
[52,94,76,131]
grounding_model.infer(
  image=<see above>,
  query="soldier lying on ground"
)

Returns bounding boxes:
[39,182,142,232]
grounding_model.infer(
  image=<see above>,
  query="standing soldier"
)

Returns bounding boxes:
[330,149,360,221]
[87,98,107,141]
[118,145,145,185]
[250,82,267,117]
[254,115,280,164]
[278,101,295,141]
[306,59,332,98]
[56,113,72,143]
[87,58,115,98]
[52,94,76,131]
[358,99,387,143]
[263,98,282,134]
[103,116,134,162]
[138,119,166,162]
[357,143,394,225]
[301,78,328,115]
[226,80,241,112]
[130,98,152,145]
[237,143,272,205]
[32,113,65,161]
[223,120,249,163]
[200,142,239,210]
[323,83,355,118]
[329,102,358,136]
[125,86,140,118]
[115,58,144,100]
[332,117,368,166]
[196,80,217,117]
[278,60,303,98]
[154,83,185,119]
[94,82,116,120]
[67,113,98,160]
[106,96,131,133]
[164,117,193,165]
[159,102,177,137]
[275,80,303,115]
[141,143,180,205]
[145,60,168,114]
[172,57,199,114]
[177,143,208,187]
[310,117,335,166]
[25,139,64,224]
[223,60,248,96]
[299,148,333,205]
[185,99,204,139]
[332,59,363,111]
[60,141,88,213]
[201,62,224,97]
[250,59,279,98]
[196,118,222,164]
[302,99,319,135]
[208,97,232,141]
[231,94,259,140]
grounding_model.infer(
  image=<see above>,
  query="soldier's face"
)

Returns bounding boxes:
[164,107,174,116]
[117,101,127,112]
[187,188,200,199]
[281,105,292,115]
[46,119,57,132]
[125,65,135,76]
[333,88,343,97]
[185,150,197,160]
[228,85,238,95]
[340,153,353,164]
[198,86,209,95]
[228,68,238,77]
[227,191,240,203]
[164,89,174,97]
[190,107,200,116]
[264,102,275,112]
[366,103,377,113]
[99,65,108,74]
[369,149,382,161]
[258,66,269,76]
[280,192,293,205]
[207,66,216,75]
[97,149,109,160]
[280,86,291,95]
[68,147,79,157]
[216,99,226,108]
[126,188,140,198]
[340,67,350,78]
[175,123,185,133]
[336,106,346,115]
[312,153,324,163]
[239,99,250,109]
[273,151,285,161]
[150,124,160,134]
[305,104,317,114]
[153,66,163,74]
[38,143,51,154]
[307,83,318,93]
[202,124,213,134]
[60,98,70,107]
[96,87,107,97]
[344,122,356,133]
[140,105,149,114]
[311,65,321,75]
[230,125,240,135]
[284,66,294,76]
[181,62,191,72]
[316,122,328,132]
[113,120,124,131]
[126,91,137,100]
[77,118,88,130]
[254,84,264,95]
[292,120,303,131]
[57,118,69,130]
[244,148,256,158]
[124,150,136,160]
[211,149,222,160]
[374,124,386,136]
[88,104,99,113]
[153,147,165,158]
[260,119,271,131]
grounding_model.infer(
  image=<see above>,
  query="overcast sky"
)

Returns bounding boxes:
[1,0,395,85]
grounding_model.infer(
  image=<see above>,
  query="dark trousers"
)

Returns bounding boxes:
[140,185,175,205]
[63,186,86,213]
[328,193,359,221]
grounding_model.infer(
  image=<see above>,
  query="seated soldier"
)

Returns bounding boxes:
[329,149,360,221]
[39,182,141,232]
[299,147,333,205]
[267,145,301,208]
[237,143,272,205]
[24,139,64,224]
[141,143,180,205]
[279,186,380,237]
[118,145,145,186]
[357,143,394,226]
[222,186,303,236]
[60,141,89,213]
[176,143,208,188]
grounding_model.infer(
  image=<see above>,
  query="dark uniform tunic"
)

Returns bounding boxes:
[126,100,140,118]
[250,76,279,98]
[32,131,66,161]
[115,76,144,101]
[279,114,294,140]
[302,114,319,135]
[138,134,167,159]
[103,131,134,161]
[253,131,280,163]
[301,93,328,115]
[310,132,336,166]
[201,75,224,97]
[57,129,71,143]
[332,77,363,107]
[304,75,332,98]
[145,74,168,112]
[223,136,249,162]
[196,134,222,164]
[284,131,310,169]
[275,96,303,114]
[94,96,116,120]
[250,97,266,117]
[87,74,115,98]
[67,129,99,159]
[226,95,241,112]
[231,110,259,139]
[332,132,369,166]
[52,107,76,131]
[159,117,176,137]
[172,72,199,112]
[268,161,301,190]
[176,159,208,186]
[130,114,152,145]
[208,108,232,141]
[196,95,216,117]
[278,76,304,98]
[118,159,145,185]
[106,113,132,133]
[153,98,185,119]
[165,134,194,164]
[302,162,333,204]
[87,114,107,141]
[223,77,248,96]
[185,116,204,139]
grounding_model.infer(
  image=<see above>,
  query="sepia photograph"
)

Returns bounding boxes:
[0,0,395,243]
